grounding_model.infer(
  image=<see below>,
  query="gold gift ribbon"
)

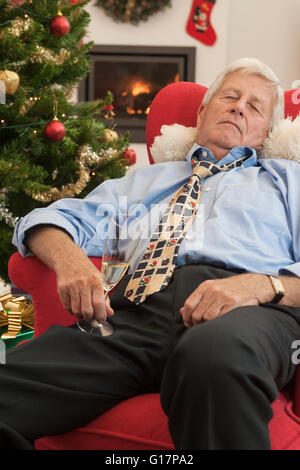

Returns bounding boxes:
[0,293,34,339]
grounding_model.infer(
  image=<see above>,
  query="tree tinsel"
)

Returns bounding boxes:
[96,0,172,25]
[0,0,131,283]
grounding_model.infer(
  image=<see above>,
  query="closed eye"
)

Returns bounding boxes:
[249,103,262,115]
[222,96,239,102]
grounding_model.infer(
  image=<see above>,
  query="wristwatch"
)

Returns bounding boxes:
[268,275,285,303]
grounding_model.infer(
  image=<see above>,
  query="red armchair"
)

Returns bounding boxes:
[8,81,300,450]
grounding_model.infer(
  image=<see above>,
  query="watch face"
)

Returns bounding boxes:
[272,277,285,294]
[269,276,285,303]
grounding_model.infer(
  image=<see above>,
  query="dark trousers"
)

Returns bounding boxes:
[1,264,300,450]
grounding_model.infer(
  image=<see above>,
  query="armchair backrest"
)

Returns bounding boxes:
[146,81,300,164]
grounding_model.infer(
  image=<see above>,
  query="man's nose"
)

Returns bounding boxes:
[230,98,246,116]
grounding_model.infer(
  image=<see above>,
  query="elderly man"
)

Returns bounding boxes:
[3,58,300,450]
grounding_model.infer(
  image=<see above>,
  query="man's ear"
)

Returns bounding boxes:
[196,104,206,128]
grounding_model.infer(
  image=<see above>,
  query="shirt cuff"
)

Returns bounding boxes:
[279,264,300,278]
[12,209,79,257]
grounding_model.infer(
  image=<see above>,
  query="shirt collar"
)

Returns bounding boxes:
[186,143,257,168]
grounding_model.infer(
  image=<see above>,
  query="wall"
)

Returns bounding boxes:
[228,0,300,90]
[83,0,300,170]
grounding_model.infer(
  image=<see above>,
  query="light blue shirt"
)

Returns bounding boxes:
[13,143,300,278]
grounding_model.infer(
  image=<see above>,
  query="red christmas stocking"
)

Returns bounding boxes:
[186,0,217,46]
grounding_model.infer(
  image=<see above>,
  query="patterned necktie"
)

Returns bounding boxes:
[125,150,248,304]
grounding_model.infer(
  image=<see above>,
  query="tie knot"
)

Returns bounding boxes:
[191,158,222,179]
[191,149,249,179]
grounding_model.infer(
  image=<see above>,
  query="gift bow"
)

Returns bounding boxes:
[0,293,34,339]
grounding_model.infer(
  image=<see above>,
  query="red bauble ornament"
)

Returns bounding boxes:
[50,14,70,37]
[123,149,136,166]
[44,119,66,142]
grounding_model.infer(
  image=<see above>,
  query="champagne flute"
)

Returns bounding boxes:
[77,213,134,337]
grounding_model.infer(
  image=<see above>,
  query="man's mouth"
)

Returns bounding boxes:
[219,121,241,134]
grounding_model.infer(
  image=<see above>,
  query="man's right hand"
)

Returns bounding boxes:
[25,225,114,323]
[56,256,114,323]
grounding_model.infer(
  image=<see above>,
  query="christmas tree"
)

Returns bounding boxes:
[0,0,131,283]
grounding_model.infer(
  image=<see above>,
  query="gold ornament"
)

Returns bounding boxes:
[0,293,34,339]
[102,128,119,143]
[0,70,20,95]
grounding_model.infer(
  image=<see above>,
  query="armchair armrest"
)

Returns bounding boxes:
[8,252,102,337]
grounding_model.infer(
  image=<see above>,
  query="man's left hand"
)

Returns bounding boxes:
[180,273,275,327]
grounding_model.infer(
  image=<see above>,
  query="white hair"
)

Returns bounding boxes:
[202,58,285,130]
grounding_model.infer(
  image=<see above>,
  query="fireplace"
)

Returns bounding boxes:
[78,45,196,142]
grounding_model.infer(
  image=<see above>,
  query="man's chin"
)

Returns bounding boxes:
[212,139,242,152]
[205,130,242,150]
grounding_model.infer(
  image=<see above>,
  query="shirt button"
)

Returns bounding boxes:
[185,233,193,240]
[197,213,203,218]
[202,151,208,157]
[205,187,211,192]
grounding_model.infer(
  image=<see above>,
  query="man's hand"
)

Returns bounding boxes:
[56,255,114,323]
[180,273,275,327]
[25,225,114,323]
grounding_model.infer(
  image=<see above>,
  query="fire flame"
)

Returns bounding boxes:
[123,73,179,116]
[131,80,151,97]
[126,106,136,115]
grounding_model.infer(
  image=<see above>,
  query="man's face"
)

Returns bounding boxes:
[196,71,276,160]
